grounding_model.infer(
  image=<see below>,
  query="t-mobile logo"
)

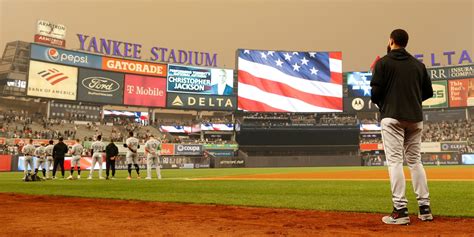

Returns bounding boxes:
[126,85,134,94]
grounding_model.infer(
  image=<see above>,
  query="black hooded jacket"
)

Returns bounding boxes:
[370,48,433,122]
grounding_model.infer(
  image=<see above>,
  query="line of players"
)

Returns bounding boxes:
[21,131,162,180]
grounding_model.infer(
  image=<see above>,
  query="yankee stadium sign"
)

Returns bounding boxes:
[77,34,218,67]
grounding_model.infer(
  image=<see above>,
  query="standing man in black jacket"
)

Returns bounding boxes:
[105,139,119,180]
[52,137,68,179]
[371,29,434,225]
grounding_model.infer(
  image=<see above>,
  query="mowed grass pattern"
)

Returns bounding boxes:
[0,166,473,217]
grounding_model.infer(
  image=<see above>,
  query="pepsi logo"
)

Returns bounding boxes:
[47,48,59,61]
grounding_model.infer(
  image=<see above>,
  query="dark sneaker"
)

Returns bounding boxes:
[418,205,433,221]
[382,207,410,225]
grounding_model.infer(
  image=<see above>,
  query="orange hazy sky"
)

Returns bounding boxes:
[0,0,473,71]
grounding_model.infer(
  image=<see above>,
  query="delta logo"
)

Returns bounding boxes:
[37,68,69,85]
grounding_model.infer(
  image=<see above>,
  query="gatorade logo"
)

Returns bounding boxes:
[172,96,183,106]
[352,98,364,111]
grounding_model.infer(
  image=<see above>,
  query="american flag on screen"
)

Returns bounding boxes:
[237,49,343,112]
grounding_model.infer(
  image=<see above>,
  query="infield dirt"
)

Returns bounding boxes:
[1,193,473,236]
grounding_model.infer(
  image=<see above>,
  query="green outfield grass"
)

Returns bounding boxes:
[0,166,473,217]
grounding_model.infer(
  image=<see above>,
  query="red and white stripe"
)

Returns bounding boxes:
[237,55,343,112]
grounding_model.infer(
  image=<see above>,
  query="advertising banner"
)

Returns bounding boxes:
[0,155,12,171]
[440,142,467,152]
[5,79,26,89]
[448,78,474,107]
[34,35,65,47]
[167,93,236,111]
[159,126,190,134]
[203,144,239,150]
[160,143,175,155]
[31,44,102,69]
[428,64,474,80]
[360,124,381,131]
[102,57,167,77]
[77,68,124,104]
[36,20,66,40]
[422,80,448,109]
[344,97,378,112]
[214,157,245,168]
[27,60,78,100]
[167,65,234,95]
[174,144,203,155]
[160,156,210,169]
[423,109,466,122]
[421,142,441,153]
[123,74,166,107]
[461,154,474,165]
[201,123,234,131]
[360,143,384,151]
[421,153,460,165]
[206,150,235,157]
[13,139,76,147]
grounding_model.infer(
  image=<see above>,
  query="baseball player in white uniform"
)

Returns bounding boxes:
[145,135,161,180]
[125,131,141,180]
[21,139,36,180]
[88,135,105,179]
[34,143,47,179]
[68,139,84,180]
[44,140,54,179]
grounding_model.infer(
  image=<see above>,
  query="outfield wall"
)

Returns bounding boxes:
[242,155,360,168]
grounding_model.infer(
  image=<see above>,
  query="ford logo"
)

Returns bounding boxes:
[82,77,120,93]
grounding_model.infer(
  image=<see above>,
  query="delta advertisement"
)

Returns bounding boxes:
[30,44,102,69]
[422,80,448,109]
[27,60,78,100]
[448,78,474,107]
[167,93,237,111]
[77,68,124,104]
[167,64,234,95]
[123,74,166,107]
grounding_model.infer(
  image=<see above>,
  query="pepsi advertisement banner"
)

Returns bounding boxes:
[77,68,124,104]
[345,71,372,97]
[167,64,234,95]
[30,44,102,69]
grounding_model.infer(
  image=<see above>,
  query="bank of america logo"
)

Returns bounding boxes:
[37,68,69,85]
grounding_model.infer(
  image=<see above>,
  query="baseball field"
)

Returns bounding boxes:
[1,165,473,236]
